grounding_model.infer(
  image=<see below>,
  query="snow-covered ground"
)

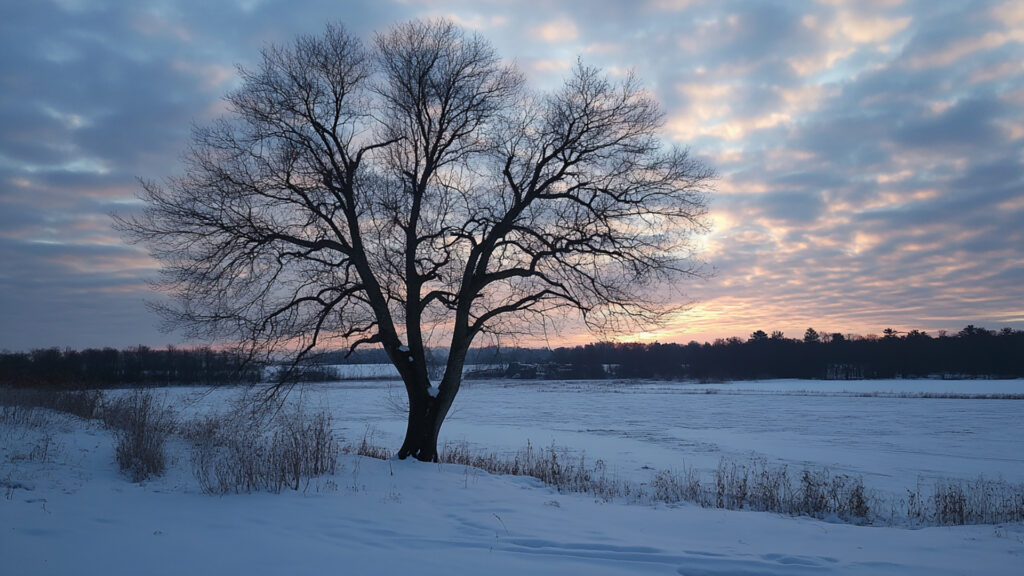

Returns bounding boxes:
[174,377,1024,496]
[3,378,1024,575]
[2,409,1023,575]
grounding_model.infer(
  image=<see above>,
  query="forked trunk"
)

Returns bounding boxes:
[396,352,466,462]
[397,393,444,461]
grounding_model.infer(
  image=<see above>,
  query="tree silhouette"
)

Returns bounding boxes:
[116,21,713,460]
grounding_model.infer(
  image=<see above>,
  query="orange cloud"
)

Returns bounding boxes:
[836,14,910,44]
[531,17,579,43]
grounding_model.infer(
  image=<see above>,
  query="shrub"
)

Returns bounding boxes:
[795,469,869,522]
[436,440,626,501]
[52,389,104,420]
[929,477,1024,526]
[108,391,173,482]
[650,466,703,505]
[189,407,340,494]
[714,459,750,509]
[750,459,791,512]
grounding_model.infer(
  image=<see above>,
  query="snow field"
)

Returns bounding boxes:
[253,377,1024,497]
[3,407,1024,575]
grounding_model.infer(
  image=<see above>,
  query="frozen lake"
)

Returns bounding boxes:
[168,377,1024,497]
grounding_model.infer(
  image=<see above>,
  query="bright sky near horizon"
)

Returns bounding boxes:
[1,0,1023,350]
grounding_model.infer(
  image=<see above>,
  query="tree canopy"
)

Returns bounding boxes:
[116,20,713,459]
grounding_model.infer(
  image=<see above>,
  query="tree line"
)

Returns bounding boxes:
[311,324,1024,381]
[541,326,1024,380]
[3,325,1020,387]
[0,346,261,388]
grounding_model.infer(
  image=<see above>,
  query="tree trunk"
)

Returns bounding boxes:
[396,358,466,462]
[397,392,443,461]
[395,342,468,462]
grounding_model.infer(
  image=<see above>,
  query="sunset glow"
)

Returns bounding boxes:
[1,0,1022,350]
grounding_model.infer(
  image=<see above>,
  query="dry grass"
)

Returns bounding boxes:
[187,407,340,494]
[903,477,1024,526]
[0,387,103,420]
[438,440,631,501]
[103,391,174,482]
[357,437,1024,527]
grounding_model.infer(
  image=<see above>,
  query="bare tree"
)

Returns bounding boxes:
[116,20,713,461]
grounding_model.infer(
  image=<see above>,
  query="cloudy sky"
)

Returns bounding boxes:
[1,0,1022,350]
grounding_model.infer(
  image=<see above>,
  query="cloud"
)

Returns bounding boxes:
[834,13,911,44]
[1,0,1022,350]
[894,96,1007,150]
[531,16,579,43]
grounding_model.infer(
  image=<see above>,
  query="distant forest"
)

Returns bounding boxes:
[1,325,1022,387]
[538,326,1024,381]
[0,346,262,387]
